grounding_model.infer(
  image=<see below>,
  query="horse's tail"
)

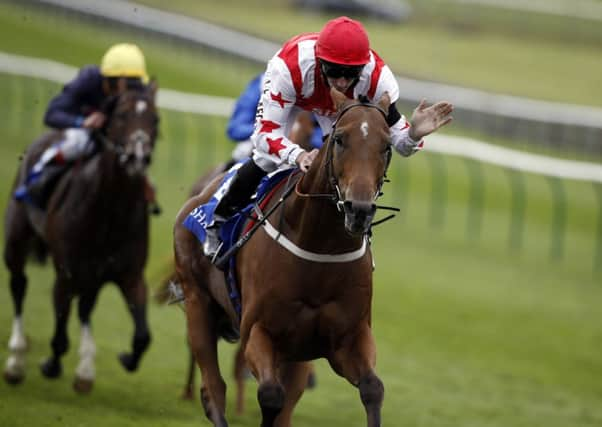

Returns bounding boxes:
[152,257,181,304]
[154,274,175,304]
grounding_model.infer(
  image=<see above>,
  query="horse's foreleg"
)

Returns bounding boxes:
[118,277,151,372]
[329,323,384,427]
[4,314,27,385]
[41,281,73,379]
[185,289,228,427]
[3,206,31,385]
[273,362,312,427]
[4,270,28,385]
[245,324,284,427]
[73,287,100,393]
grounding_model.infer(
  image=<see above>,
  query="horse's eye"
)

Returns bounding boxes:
[333,135,343,147]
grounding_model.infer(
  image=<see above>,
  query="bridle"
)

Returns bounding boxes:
[215,100,396,270]
[295,99,391,212]
[92,90,157,166]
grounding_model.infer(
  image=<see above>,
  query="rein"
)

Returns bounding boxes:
[213,171,301,270]
[92,90,156,162]
[214,100,399,269]
[93,130,125,156]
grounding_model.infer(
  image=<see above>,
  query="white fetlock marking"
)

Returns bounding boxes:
[8,317,26,352]
[5,317,26,377]
[75,325,96,381]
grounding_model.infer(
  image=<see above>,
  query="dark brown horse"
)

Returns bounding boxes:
[173,88,392,426]
[3,83,159,393]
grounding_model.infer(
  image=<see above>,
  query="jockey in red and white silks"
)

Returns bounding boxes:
[202,16,453,258]
[251,32,420,172]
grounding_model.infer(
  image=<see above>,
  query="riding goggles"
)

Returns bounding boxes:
[320,61,364,80]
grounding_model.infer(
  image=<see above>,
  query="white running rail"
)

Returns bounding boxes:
[1,51,600,183]
[33,0,602,131]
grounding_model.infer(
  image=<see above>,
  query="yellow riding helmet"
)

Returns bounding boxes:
[100,43,149,83]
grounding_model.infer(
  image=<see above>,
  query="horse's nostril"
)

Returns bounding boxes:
[344,200,376,216]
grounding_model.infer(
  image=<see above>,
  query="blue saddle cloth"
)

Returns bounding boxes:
[182,161,296,258]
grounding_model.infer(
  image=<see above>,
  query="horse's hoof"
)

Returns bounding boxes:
[118,352,138,372]
[3,370,25,385]
[40,358,62,378]
[73,376,94,394]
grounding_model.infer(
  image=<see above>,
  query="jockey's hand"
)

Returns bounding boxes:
[409,99,453,141]
[296,149,319,172]
[83,112,107,129]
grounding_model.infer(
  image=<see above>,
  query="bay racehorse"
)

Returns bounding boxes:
[161,110,319,410]
[3,82,159,393]
[173,87,392,426]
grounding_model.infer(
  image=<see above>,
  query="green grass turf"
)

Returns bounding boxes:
[0,3,601,425]
[1,72,601,426]
[132,0,602,107]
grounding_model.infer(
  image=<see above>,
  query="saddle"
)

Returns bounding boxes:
[183,164,296,262]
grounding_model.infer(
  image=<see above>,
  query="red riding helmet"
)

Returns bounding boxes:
[315,16,370,66]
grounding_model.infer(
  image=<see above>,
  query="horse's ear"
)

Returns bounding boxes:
[330,87,348,111]
[147,78,159,101]
[377,91,391,112]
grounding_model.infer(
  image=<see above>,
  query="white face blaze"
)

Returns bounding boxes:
[135,100,147,115]
[361,121,369,139]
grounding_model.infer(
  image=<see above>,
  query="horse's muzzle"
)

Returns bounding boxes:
[121,131,152,176]
[343,199,376,235]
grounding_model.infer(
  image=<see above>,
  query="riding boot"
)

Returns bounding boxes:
[215,160,267,218]
[203,160,267,259]
[16,163,67,209]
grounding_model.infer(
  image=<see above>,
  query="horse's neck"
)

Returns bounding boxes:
[85,152,143,205]
[281,164,361,253]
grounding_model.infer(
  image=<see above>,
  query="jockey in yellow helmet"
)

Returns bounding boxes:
[101,43,149,83]
[15,43,160,213]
